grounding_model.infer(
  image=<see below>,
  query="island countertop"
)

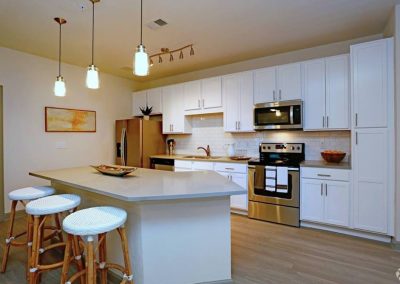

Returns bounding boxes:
[29,166,246,202]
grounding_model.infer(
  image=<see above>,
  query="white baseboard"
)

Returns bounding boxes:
[301,221,392,243]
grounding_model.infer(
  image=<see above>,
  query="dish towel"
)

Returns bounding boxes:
[276,167,288,193]
[265,166,276,192]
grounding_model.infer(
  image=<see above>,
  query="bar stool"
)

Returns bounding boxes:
[25,194,83,284]
[1,186,56,274]
[61,206,133,284]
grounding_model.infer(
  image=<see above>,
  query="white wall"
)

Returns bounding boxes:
[0,47,134,213]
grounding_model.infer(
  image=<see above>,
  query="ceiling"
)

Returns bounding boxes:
[0,0,398,82]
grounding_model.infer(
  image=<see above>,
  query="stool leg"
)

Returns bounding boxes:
[60,234,72,284]
[98,233,107,284]
[86,236,96,284]
[26,215,33,280]
[117,227,133,283]
[72,235,85,284]
[1,200,17,273]
[29,216,40,284]
[54,213,64,242]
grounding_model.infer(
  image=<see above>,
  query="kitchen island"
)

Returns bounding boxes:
[30,166,246,284]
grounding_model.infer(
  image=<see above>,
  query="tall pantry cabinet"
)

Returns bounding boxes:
[350,38,395,235]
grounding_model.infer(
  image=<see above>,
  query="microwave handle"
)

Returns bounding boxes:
[290,105,294,124]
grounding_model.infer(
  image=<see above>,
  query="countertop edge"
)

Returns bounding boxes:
[300,160,351,170]
[150,154,251,164]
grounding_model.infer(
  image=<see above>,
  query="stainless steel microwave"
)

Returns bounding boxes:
[254,100,303,130]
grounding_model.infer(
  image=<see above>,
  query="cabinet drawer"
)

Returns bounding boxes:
[301,167,350,181]
[192,161,214,170]
[214,162,247,174]
[174,160,192,169]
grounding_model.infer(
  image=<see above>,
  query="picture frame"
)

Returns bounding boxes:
[45,106,96,132]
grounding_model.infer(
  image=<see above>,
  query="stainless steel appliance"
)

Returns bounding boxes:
[116,119,165,168]
[254,100,303,130]
[150,158,175,171]
[248,143,305,227]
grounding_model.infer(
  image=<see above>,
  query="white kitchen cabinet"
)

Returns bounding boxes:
[352,128,388,234]
[223,71,254,132]
[253,63,302,104]
[351,38,392,128]
[192,161,214,171]
[162,84,192,134]
[301,168,350,228]
[132,88,162,116]
[303,54,349,131]
[184,77,223,115]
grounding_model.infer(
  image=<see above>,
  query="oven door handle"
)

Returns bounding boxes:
[290,105,294,124]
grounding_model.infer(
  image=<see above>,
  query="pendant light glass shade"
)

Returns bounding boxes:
[54,76,66,97]
[134,44,149,76]
[86,64,100,89]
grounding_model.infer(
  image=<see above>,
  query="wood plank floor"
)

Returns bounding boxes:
[0,214,399,283]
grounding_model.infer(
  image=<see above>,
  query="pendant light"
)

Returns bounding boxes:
[54,17,67,97]
[134,0,149,76]
[86,0,100,89]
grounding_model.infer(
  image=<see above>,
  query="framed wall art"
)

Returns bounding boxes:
[45,107,96,132]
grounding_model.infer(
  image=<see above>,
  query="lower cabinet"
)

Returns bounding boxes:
[301,168,350,228]
[174,160,248,211]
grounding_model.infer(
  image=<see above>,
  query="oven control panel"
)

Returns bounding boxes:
[260,143,303,153]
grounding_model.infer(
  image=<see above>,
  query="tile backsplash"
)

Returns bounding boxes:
[168,114,351,161]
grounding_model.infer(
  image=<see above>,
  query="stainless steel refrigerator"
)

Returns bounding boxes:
[116,119,165,168]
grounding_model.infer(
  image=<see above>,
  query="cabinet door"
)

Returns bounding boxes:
[276,63,302,101]
[353,128,388,233]
[351,39,390,128]
[183,81,201,111]
[326,54,349,129]
[231,173,248,210]
[239,71,255,132]
[162,85,185,133]
[303,59,326,130]
[253,67,276,104]
[147,88,162,114]
[300,179,324,222]
[132,91,147,116]
[324,180,350,227]
[202,77,222,109]
[223,74,241,132]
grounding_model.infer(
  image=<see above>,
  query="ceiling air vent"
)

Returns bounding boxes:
[147,19,168,30]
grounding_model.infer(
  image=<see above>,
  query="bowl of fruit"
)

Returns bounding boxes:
[321,150,346,163]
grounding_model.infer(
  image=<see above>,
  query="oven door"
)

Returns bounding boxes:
[248,165,299,207]
[254,100,302,130]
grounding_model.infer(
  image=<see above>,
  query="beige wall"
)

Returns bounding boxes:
[0,47,135,213]
[136,34,382,91]
[0,86,3,219]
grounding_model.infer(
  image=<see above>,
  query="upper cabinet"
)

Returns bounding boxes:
[351,39,392,128]
[162,84,192,134]
[303,54,350,131]
[132,88,162,116]
[223,71,254,132]
[253,63,302,104]
[184,77,223,115]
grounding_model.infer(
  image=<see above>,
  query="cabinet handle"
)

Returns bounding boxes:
[325,183,328,196]
[320,183,323,196]
[202,99,205,108]
[279,89,282,100]
[225,167,235,170]
[198,99,200,108]
[355,113,358,127]
[235,121,238,130]
[273,90,276,101]
[326,116,329,128]
[317,174,331,177]
[355,131,358,145]
[322,116,325,128]
[238,121,240,130]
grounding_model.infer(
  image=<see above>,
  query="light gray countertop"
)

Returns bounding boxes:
[150,154,250,164]
[300,160,351,170]
[29,166,246,202]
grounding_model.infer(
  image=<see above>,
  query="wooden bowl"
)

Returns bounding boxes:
[321,151,346,163]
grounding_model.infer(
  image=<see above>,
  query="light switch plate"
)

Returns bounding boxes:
[56,141,67,149]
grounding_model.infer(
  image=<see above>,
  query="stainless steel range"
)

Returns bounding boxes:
[248,143,305,227]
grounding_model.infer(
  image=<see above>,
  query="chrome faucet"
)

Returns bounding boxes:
[197,145,211,157]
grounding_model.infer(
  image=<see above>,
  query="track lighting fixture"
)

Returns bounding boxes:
[149,44,194,66]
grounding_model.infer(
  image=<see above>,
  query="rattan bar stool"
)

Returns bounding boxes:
[61,206,133,284]
[26,194,83,284]
[1,186,57,275]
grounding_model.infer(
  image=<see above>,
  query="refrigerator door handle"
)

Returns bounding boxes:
[121,128,127,166]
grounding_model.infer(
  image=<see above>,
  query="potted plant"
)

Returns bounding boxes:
[139,105,153,120]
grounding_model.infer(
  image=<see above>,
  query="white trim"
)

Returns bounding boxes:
[301,221,392,243]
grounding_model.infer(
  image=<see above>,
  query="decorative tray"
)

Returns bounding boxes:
[91,165,137,177]
[229,156,252,161]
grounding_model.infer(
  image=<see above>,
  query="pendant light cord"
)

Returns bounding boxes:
[91,1,95,65]
[140,0,143,45]
[58,22,62,77]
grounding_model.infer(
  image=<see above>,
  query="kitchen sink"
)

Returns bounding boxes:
[183,155,222,160]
